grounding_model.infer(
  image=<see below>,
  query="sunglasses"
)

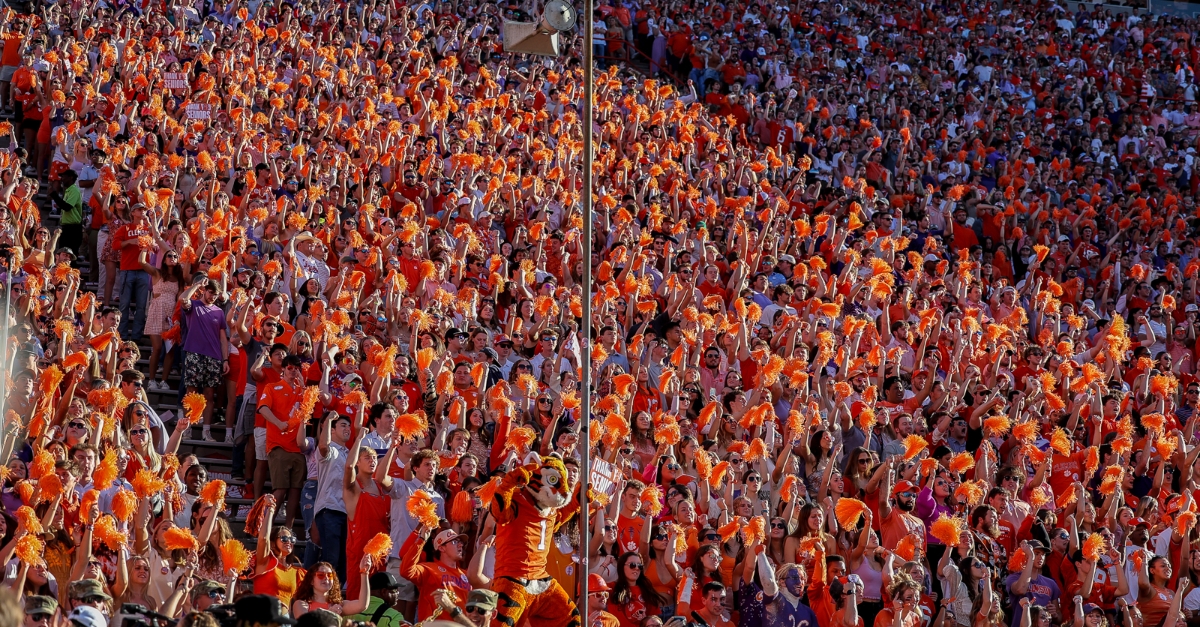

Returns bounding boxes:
[627,562,644,570]
[653,533,667,540]
[130,428,149,436]
[465,607,487,615]
[208,589,226,599]
[278,536,296,543]
[771,521,786,529]
[68,421,86,429]
[704,533,721,541]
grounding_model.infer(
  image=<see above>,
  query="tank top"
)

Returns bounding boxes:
[852,558,884,601]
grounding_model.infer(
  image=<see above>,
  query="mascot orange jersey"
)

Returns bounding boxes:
[487,457,582,627]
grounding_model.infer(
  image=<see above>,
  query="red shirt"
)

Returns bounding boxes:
[112,222,152,271]
[260,379,303,453]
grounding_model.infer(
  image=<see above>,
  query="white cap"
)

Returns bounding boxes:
[1187,304,1199,313]
[433,530,462,549]
[69,607,106,627]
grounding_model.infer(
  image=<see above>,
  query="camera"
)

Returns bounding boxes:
[121,604,175,627]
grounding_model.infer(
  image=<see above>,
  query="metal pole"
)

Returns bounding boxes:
[579,0,594,619]
[0,262,12,461]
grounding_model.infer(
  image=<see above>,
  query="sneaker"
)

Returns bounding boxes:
[201,427,216,442]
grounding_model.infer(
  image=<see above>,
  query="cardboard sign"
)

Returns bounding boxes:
[185,103,211,120]
[164,72,188,90]
[590,457,619,498]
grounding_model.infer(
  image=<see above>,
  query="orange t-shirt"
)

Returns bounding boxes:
[1,35,22,67]
[260,380,302,453]
[881,508,925,553]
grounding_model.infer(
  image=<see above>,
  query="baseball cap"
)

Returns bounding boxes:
[369,572,402,590]
[924,254,939,262]
[466,589,499,612]
[25,596,57,616]
[433,530,463,549]
[68,580,111,601]
[893,480,918,497]
[192,580,227,599]
[68,607,106,627]
[494,334,513,346]
[1057,234,1071,242]
[1082,604,1103,615]
[1132,517,1151,527]
[1187,304,1199,313]
[234,594,297,625]
[56,247,77,259]
[1025,539,1049,553]
[588,573,612,593]
[778,254,797,264]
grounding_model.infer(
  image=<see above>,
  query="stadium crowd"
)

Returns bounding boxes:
[0,0,1199,625]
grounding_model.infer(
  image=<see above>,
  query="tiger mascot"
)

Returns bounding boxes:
[488,456,581,627]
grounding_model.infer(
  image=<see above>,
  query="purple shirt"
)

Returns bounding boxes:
[915,485,956,546]
[182,298,228,361]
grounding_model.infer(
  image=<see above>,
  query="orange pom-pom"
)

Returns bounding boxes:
[949,452,975,474]
[1178,511,1198,537]
[183,391,207,425]
[94,514,127,550]
[506,425,536,452]
[15,505,42,534]
[955,480,986,506]
[200,479,227,507]
[1008,546,1028,571]
[895,535,918,562]
[88,331,118,351]
[834,498,869,529]
[220,539,253,574]
[37,473,63,503]
[395,413,428,439]
[62,350,90,370]
[709,461,731,488]
[29,449,54,480]
[406,491,441,529]
[16,534,45,567]
[1013,421,1038,443]
[641,485,664,517]
[132,468,167,498]
[1080,533,1105,563]
[1099,466,1124,494]
[1050,428,1072,457]
[1142,413,1166,437]
[364,532,393,567]
[930,514,966,547]
[92,450,118,489]
[902,434,928,460]
[163,527,199,551]
[717,518,742,543]
[746,516,766,544]
[112,488,136,522]
[449,491,474,524]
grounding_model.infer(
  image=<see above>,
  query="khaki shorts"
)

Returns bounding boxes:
[267,448,306,490]
[253,427,268,461]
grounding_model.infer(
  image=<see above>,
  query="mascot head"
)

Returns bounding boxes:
[525,457,572,510]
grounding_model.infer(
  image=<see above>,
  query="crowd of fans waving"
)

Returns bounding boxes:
[0,0,1199,626]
